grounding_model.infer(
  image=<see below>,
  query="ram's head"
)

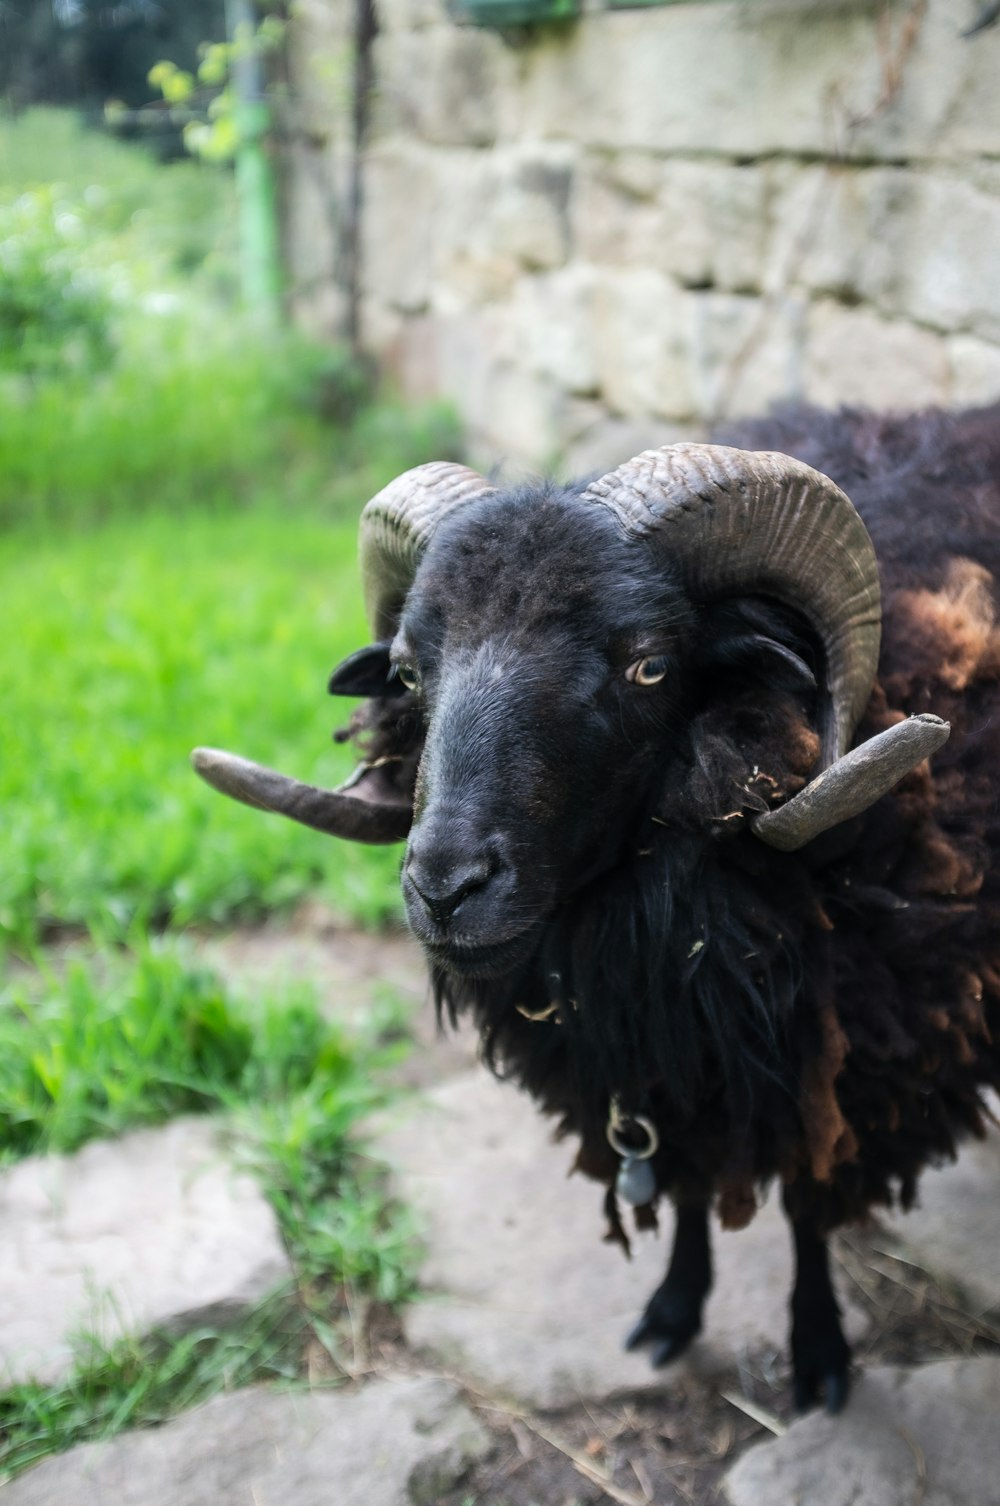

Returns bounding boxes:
[194,447,948,977]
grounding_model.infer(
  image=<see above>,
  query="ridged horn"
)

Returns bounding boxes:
[360,462,496,639]
[582,443,882,768]
[191,747,412,844]
[750,714,951,851]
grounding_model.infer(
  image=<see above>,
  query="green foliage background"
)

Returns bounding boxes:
[0,107,439,1473]
[0,109,459,947]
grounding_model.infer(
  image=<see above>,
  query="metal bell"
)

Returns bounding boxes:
[616,1153,657,1207]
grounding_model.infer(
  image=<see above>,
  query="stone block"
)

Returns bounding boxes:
[562,415,703,480]
[764,165,907,310]
[657,160,772,295]
[592,269,697,421]
[519,5,888,159]
[885,172,1000,341]
[371,25,514,148]
[2,1375,493,1506]
[376,0,450,29]
[724,1357,1000,1506]
[508,266,601,396]
[949,335,1000,408]
[360,144,436,313]
[375,1071,869,1410]
[0,1119,290,1386]
[572,163,666,270]
[687,291,806,420]
[431,146,575,305]
[802,300,949,411]
[474,362,564,471]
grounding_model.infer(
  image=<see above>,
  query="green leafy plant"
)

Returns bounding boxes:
[0,188,118,376]
[146,16,286,164]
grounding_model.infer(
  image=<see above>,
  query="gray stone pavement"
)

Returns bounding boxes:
[724,1357,1000,1506]
[0,1117,290,1386]
[882,1127,1000,1316]
[0,1374,492,1506]
[4,924,1000,1503]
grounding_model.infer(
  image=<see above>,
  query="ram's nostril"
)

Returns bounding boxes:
[406,858,494,926]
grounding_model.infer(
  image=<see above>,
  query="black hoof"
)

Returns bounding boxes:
[625,1291,703,1367]
[793,1362,850,1415]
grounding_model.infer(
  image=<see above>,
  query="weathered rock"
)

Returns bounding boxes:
[723,1357,1000,1506]
[687,290,805,420]
[562,415,702,479]
[657,159,772,295]
[375,1071,869,1409]
[371,25,514,148]
[361,144,437,313]
[803,300,949,410]
[878,171,1000,341]
[593,269,697,420]
[948,334,1000,407]
[431,145,575,304]
[2,1374,493,1506]
[509,266,601,396]
[0,1118,290,1386]
[518,6,890,160]
[882,1129,1000,1316]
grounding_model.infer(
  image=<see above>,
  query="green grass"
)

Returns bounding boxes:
[0,1300,305,1483]
[0,325,459,530]
[0,480,424,947]
[0,939,417,1298]
[0,942,419,1479]
[0,106,238,293]
[0,940,383,1159]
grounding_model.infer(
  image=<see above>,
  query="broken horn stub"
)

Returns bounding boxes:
[751,714,951,852]
[190,747,411,844]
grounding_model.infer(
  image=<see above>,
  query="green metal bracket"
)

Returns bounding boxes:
[450,0,579,26]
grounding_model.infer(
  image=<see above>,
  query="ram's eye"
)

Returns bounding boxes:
[625,655,669,687]
[393,663,419,692]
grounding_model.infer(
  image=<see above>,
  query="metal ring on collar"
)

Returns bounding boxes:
[606,1112,659,1160]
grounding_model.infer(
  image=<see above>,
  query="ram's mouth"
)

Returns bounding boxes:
[423,924,542,980]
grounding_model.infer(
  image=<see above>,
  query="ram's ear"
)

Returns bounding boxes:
[328,643,407,698]
[695,598,819,700]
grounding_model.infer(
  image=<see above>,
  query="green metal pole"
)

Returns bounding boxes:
[225,0,282,321]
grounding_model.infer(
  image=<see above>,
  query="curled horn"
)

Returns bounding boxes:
[191,462,494,842]
[583,443,950,849]
[360,461,496,639]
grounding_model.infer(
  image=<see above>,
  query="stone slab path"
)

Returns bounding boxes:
[883,1128,1000,1316]
[4,922,1000,1504]
[724,1357,1000,1506]
[0,1117,290,1386]
[0,1374,492,1506]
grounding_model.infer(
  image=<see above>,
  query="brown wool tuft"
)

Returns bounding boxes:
[890,557,999,693]
[716,1180,759,1230]
[799,1004,858,1183]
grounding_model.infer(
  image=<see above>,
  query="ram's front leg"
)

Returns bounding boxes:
[785,1195,851,1413]
[625,1201,712,1366]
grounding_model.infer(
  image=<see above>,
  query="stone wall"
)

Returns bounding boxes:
[287,0,1000,474]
